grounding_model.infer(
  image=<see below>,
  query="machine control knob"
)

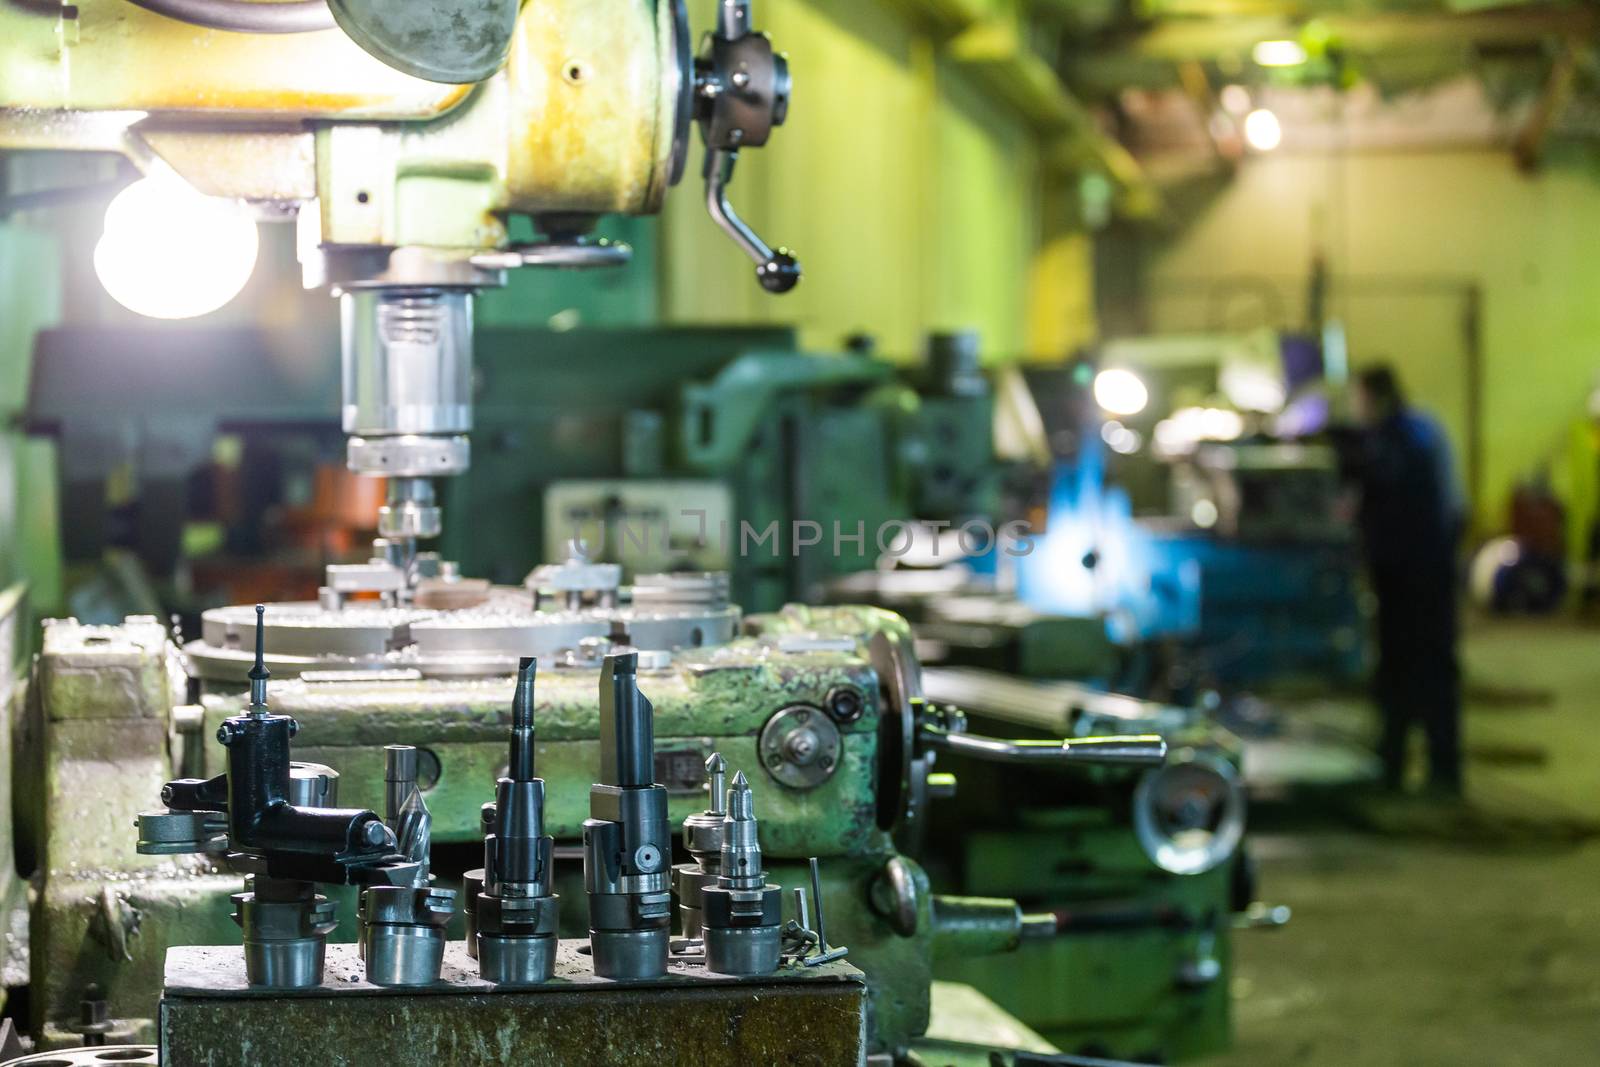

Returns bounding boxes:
[693,0,801,291]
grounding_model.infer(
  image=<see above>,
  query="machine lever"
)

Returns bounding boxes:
[919,725,1168,768]
[694,0,800,292]
[703,148,799,292]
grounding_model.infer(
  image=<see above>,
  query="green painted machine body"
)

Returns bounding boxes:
[14,603,1035,1054]
[203,638,886,855]
[937,822,1236,1061]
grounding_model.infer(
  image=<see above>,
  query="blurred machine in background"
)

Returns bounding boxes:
[16,326,1028,621]
[1013,331,1365,694]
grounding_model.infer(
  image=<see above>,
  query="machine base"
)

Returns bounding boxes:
[160,941,866,1066]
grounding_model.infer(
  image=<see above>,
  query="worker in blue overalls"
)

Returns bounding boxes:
[1351,365,1465,795]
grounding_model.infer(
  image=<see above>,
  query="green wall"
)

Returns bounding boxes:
[0,221,62,606]
[1139,145,1600,536]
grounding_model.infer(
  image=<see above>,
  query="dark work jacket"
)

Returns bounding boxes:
[1357,409,1463,572]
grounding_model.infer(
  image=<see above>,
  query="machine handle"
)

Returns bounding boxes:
[694,0,800,291]
[703,148,800,293]
[919,725,1168,768]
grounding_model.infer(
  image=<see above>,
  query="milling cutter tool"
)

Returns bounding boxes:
[358,745,456,986]
[700,772,783,976]
[583,651,672,979]
[138,605,414,989]
[476,658,560,983]
[672,752,728,940]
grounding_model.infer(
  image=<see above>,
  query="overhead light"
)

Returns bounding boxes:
[1243,108,1283,152]
[1252,39,1307,67]
[94,170,259,319]
[1218,84,1252,116]
[1093,368,1149,417]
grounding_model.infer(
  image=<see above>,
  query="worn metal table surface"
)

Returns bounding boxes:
[161,941,867,1065]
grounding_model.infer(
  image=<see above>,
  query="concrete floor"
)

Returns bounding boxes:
[1209,616,1600,1066]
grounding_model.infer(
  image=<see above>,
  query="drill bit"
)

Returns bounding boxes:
[719,771,762,890]
[477,656,558,983]
[247,604,269,714]
[493,658,547,889]
[509,657,536,781]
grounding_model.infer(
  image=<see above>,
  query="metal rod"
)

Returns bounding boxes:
[921,728,1168,768]
[808,856,826,951]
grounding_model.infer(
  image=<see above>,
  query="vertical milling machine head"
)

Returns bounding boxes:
[0,0,801,574]
[476,657,561,983]
[583,651,673,979]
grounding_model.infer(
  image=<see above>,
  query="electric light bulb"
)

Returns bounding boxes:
[1093,368,1149,417]
[1244,108,1283,152]
[94,173,259,319]
[1252,40,1307,67]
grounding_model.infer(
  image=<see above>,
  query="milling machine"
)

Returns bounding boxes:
[1,0,802,582]
[14,556,1170,1061]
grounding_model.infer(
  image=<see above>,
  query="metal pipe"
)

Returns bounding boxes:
[125,0,334,34]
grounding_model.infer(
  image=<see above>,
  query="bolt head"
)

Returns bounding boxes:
[215,724,233,745]
[783,727,819,765]
[827,687,864,723]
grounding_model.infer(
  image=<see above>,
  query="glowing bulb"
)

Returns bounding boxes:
[1252,40,1307,67]
[1244,109,1282,152]
[94,174,259,319]
[1094,368,1149,417]
[1219,84,1252,115]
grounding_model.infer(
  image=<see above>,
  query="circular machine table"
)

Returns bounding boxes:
[187,586,740,682]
